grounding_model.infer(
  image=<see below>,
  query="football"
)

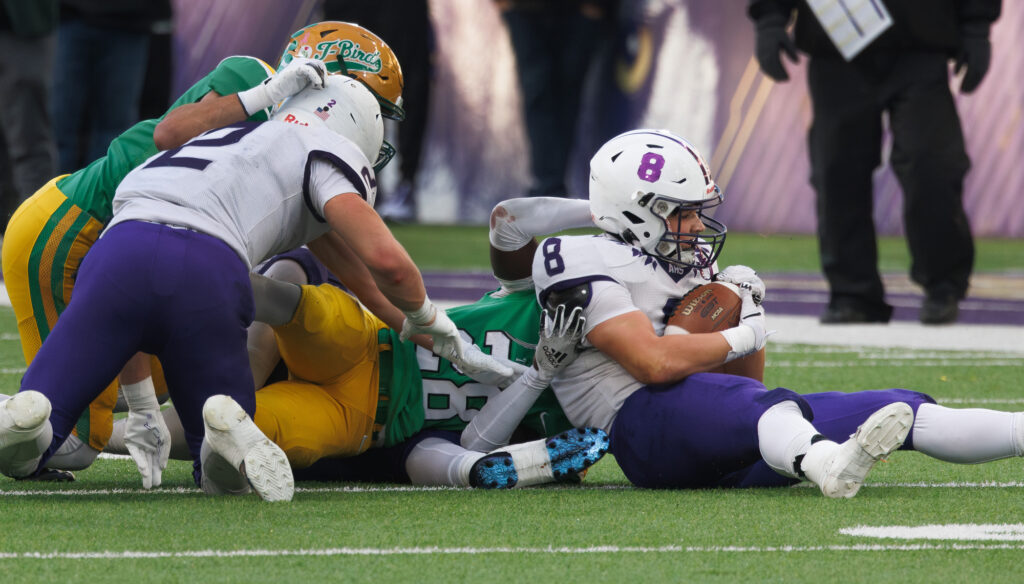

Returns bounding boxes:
[665,282,742,334]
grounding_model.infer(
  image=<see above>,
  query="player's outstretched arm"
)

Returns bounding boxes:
[307,231,412,336]
[323,194,512,380]
[462,305,585,451]
[153,57,327,150]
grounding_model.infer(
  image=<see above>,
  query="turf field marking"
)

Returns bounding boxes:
[768,359,1024,368]
[770,344,1016,359]
[3,481,1024,497]
[840,524,1024,541]
[5,543,1024,559]
[936,397,1024,405]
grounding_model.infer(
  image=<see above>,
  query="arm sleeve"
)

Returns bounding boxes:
[460,369,548,452]
[489,197,594,251]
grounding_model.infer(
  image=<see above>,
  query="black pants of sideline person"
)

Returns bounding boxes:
[807,50,973,321]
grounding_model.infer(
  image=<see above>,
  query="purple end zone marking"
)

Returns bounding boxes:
[421,271,1024,326]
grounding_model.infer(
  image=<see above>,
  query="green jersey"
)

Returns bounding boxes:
[376,288,573,447]
[55,56,275,225]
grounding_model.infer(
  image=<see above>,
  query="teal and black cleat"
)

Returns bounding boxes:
[469,452,518,489]
[469,426,610,489]
[548,427,609,482]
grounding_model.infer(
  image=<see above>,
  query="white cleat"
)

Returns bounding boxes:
[0,391,53,478]
[802,402,913,499]
[201,395,293,502]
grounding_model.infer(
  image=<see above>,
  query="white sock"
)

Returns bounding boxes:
[912,403,1024,464]
[49,434,100,470]
[405,438,483,487]
[757,400,821,478]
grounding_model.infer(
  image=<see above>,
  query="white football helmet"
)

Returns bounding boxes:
[589,129,726,269]
[272,75,386,170]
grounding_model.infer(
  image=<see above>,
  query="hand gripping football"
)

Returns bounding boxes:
[665,282,742,335]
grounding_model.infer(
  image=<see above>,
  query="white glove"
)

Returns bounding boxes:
[458,343,529,388]
[534,304,586,382]
[400,298,514,382]
[237,57,327,117]
[715,264,766,305]
[720,288,771,362]
[121,378,170,489]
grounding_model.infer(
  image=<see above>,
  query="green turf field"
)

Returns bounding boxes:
[1,232,1023,583]
[389,224,1024,273]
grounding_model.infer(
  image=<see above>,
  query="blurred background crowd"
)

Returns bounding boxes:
[1,0,1019,237]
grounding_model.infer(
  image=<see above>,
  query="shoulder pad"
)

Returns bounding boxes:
[541,282,592,313]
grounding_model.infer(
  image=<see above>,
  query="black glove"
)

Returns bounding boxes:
[754,14,798,82]
[955,25,991,94]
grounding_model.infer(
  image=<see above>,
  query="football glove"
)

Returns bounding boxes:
[715,264,766,305]
[720,288,771,362]
[534,304,586,383]
[237,57,327,117]
[458,344,529,388]
[121,378,170,489]
[400,299,515,382]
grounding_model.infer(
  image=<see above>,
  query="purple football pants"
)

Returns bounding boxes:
[609,372,934,489]
[719,388,935,488]
[21,221,256,471]
[609,372,812,489]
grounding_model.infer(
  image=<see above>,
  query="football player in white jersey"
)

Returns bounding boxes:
[480,164,1024,494]
[0,76,510,502]
[470,129,914,498]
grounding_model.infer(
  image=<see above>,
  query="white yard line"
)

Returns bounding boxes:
[3,542,1024,559]
[3,481,1023,498]
[767,315,1024,355]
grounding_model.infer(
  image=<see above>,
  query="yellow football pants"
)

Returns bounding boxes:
[254,283,389,469]
[1,178,166,450]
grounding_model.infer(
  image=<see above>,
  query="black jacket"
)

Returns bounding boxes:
[748,0,1001,58]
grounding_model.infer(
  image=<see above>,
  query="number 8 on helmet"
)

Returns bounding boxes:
[588,129,727,270]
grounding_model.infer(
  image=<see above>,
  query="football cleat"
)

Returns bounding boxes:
[201,395,294,502]
[0,391,53,479]
[801,402,913,499]
[16,467,75,482]
[469,427,610,489]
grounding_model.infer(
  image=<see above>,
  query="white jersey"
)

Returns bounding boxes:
[532,234,716,431]
[110,121,377,268]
